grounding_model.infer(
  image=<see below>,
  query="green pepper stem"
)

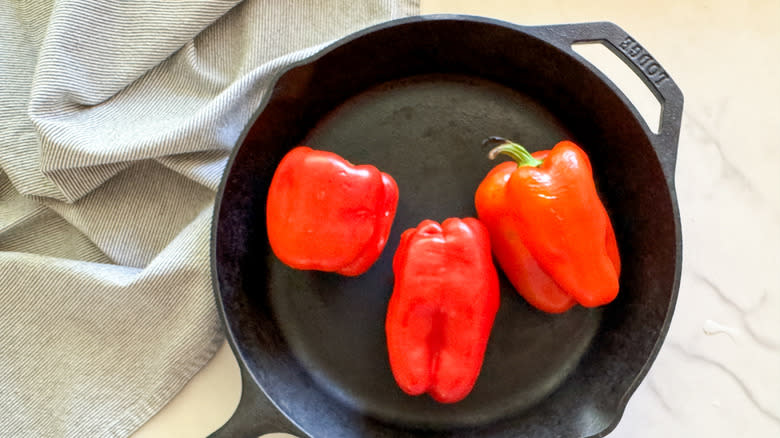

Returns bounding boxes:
[484,136,543,167]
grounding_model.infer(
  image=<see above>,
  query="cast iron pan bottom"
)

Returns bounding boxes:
[213,16,684,438]
[269,74,601,428]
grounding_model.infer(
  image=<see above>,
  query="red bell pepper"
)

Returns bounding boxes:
[475,138,621,310]
[386,218,499,403]
[266,146,398,276]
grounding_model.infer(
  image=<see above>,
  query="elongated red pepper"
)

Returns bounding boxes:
[386,218,499,403]
[475,138,620,309]
[266,146,398,276]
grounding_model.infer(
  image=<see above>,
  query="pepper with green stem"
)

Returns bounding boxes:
[475,137,621,311]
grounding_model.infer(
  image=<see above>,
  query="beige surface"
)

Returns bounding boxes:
[134,1,780,437]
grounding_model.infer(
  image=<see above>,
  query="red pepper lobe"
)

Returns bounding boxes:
[386,218,500,403]
[266,146,398,276]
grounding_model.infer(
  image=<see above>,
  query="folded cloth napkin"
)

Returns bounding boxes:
[0,1,418,436]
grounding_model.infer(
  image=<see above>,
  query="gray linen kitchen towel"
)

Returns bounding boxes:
[0,1,419,437]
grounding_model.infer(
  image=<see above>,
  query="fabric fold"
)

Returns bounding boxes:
[0,0,419,437]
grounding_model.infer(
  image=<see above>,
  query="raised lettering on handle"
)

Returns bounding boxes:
[617,36,670,86]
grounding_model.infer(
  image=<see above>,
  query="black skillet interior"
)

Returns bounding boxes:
[212,15,683,438]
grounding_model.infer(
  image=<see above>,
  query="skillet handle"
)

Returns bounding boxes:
[208,363,307,438]
[531,22,684,184]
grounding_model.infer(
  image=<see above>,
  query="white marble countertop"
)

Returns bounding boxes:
[131,1,780,437]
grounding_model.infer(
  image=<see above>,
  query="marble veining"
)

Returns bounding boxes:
[610,107,780,437]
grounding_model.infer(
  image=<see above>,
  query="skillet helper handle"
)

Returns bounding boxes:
[208,364,306,438]
[533,21,684,184]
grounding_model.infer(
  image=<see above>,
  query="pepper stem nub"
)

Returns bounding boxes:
[483,136,543,167]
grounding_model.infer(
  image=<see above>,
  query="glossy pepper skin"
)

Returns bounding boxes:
[475,138,621,310]
[386,218,499,404]
[266,146,398,276]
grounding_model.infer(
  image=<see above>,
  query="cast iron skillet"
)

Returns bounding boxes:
[210,15,683,438]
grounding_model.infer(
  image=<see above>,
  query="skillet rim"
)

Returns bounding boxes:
[210,13,683,438]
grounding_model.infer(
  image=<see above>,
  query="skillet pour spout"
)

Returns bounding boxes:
[211,15,683,438]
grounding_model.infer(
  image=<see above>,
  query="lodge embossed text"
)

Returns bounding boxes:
[618,36,669,85]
